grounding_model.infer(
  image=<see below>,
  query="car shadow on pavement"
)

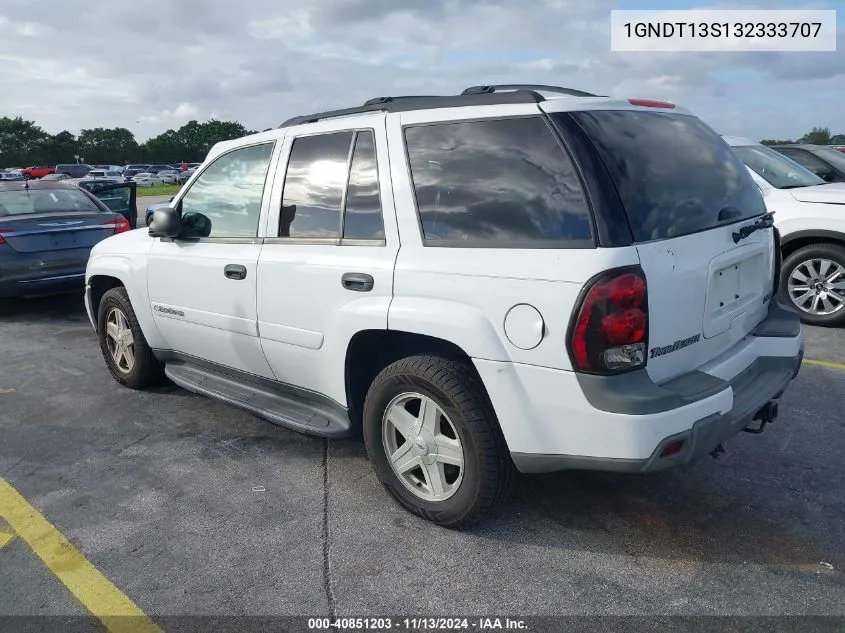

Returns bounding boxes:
[0,292,88,322]
[477,460,844,571]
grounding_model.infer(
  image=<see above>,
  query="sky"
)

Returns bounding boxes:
[0,0,842,142]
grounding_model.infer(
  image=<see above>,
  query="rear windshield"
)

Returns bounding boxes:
[732,144,824,189]
[0,189,102,216]
[563,111,766,242]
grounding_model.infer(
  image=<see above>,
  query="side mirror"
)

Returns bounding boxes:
[148,206,182,238]
[169,196,174,202]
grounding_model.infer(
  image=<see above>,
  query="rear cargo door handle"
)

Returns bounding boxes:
[341,272,374,292]
[224,264,247,280]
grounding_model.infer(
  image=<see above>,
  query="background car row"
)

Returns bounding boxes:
[1,162,200,186]
[4,136,845,329]
[726,137,845,326]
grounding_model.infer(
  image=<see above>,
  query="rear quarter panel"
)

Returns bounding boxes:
[385,108,639,369]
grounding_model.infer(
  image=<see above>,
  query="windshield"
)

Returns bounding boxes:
[564,110,766,242]
[732,144,824,189]
[0,189,102,216]
[814,147,845,172]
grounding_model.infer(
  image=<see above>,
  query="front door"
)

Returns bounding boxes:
[147,140,278,378]
[83,181,137,228]
[256,115,398,405]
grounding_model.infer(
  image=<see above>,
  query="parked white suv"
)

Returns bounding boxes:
[85,85,803,526]
[726,136,845,326]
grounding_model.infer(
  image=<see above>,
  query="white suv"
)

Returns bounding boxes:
[726,136,845,326]
[85,85,803,526]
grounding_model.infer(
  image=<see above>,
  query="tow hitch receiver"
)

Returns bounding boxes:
[744,401,779,435]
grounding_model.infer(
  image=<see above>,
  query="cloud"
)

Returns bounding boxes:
[0,0,842,143]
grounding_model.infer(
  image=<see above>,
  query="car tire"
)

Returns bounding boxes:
[779,242,845,327]
[363,353,514,527]
[97,287,165,389]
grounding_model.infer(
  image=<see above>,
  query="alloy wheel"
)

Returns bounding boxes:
[104,307,136,374]
[787,258,845,316]
[382,392,465,502]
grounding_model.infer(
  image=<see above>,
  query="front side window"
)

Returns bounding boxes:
[280,132,353,238]
[180,142,274,238]
[404,117,592,247]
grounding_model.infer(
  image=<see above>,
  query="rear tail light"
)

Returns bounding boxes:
[0,230,9,245]
[629,98,675,109]
[568,267,649,374]
[106,217,131,234]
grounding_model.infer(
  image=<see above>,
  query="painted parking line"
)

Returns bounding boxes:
[803,358,845,371]
[0,529,14,549]
[0,477,162,633]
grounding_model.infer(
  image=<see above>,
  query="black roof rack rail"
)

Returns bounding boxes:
[462,84,600,98]
[279,90,549,127]
[362,95,443,106]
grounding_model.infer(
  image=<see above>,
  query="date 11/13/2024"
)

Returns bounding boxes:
[307,618,528,630]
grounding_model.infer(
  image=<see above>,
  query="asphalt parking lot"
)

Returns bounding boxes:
[1,290,844,630]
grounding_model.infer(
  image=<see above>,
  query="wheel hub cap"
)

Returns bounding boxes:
[410,429,436,465]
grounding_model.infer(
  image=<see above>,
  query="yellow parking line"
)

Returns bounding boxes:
[803,358,845,371]
[0,478,162,633]
[0,530,14,549]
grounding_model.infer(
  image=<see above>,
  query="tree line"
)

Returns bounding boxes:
[2,115,843,168]
[0,116,271,167]
[760,127,845,147]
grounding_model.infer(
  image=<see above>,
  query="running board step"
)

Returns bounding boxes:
[164,363,352,438]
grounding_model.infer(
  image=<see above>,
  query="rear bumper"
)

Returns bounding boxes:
[0,248,89,297]
[0,271,86,298]
[475,300,804,474]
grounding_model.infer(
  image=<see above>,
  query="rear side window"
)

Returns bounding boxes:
[404,117,593,247]
[565,111,765,242]
[281,132,353,238]
[343,131,384,240]
[280,130,386,241]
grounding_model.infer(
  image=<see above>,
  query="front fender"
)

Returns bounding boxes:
[86,251,167,350]
[387,297,511,361]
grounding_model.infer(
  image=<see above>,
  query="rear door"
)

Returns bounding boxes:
[256,114,399,405]
[82,182,137,228]
[554,108,775,383]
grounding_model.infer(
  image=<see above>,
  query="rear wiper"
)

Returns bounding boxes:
[718,206,743,221]
[732,211,774,243]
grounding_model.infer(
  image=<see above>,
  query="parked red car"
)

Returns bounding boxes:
[21,165,56,179]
